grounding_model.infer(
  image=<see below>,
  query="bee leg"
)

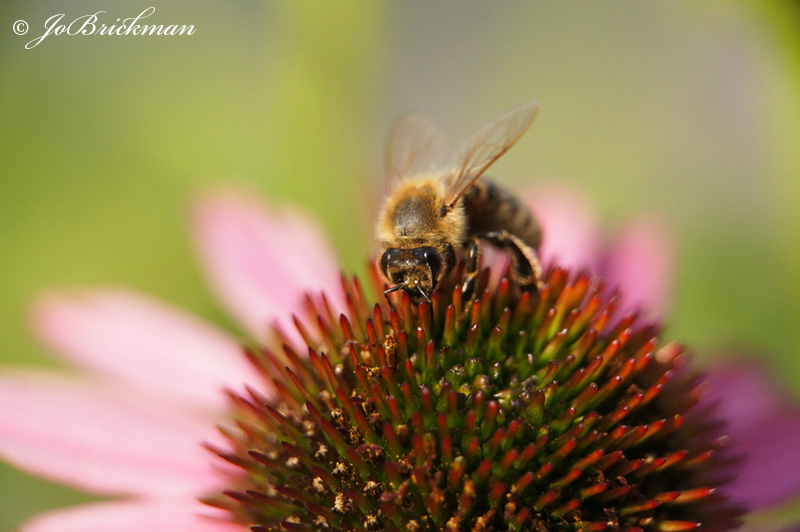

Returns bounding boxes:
[478,230,545,292]
[461,236,482,304]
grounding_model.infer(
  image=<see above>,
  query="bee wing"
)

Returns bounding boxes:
[443,100,539,210]
[385,114,449,192]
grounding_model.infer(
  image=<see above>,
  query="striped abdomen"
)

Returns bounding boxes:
[460,178,541,249]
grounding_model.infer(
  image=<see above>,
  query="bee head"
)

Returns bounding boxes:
[379,246,444,303]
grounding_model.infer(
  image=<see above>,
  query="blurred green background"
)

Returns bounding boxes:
[1,0,799,529]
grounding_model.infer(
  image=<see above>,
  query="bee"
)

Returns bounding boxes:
[377,100,544,304]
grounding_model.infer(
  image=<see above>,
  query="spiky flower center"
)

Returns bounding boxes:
[205,266,741,531]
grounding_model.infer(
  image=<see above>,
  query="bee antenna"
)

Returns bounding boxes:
[417,286,432,304]
[384,284,404,296]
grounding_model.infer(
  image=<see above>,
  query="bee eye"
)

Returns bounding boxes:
[416,247,442,281]
[380,249,397,277]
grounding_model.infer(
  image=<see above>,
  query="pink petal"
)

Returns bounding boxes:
[602,218,674,320]
[705,363,788,427]
[480,246,512,290]
[20,499,241,532]
[190,189,344,341]
[522,185,602,272]
[0,373,226,497]
[739,521,800,532]
[705,363,800,509]
[728,410,800,510]
[31,289,258,413]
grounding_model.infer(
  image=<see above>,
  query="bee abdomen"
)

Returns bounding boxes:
[461,178,541,249]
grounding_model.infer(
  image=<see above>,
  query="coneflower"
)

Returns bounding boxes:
[2,187,797,532]
[206,263,742,532]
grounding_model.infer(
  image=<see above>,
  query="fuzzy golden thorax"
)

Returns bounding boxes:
[376,176,466,249]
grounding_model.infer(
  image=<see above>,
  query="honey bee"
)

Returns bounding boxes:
[377,100,544,303]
